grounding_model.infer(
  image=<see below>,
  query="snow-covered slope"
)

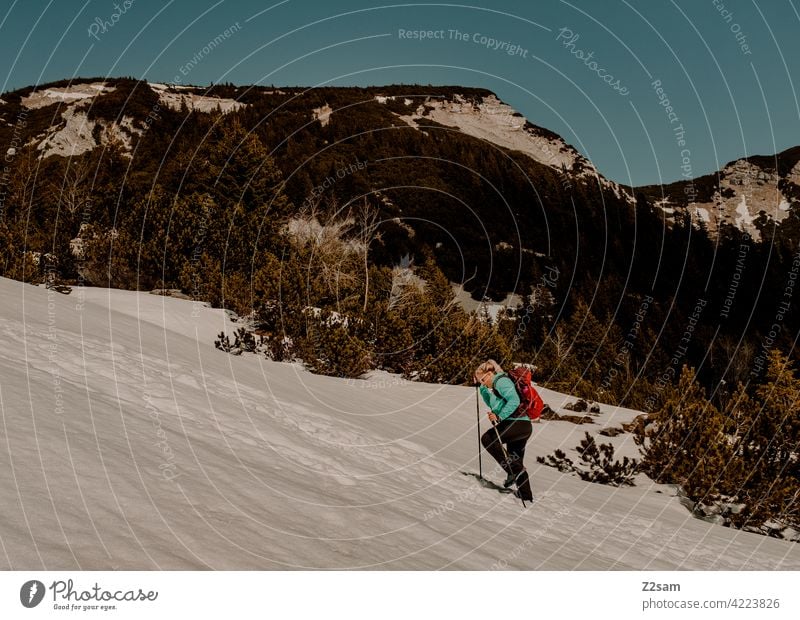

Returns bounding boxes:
[0,277,797,570]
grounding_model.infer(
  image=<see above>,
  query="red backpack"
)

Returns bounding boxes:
[506,366,544,421]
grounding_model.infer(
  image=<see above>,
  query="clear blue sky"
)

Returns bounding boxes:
[2,0,798,186]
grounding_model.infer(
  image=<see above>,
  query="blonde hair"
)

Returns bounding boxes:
[475,359,503,379]
[486,359,503,373]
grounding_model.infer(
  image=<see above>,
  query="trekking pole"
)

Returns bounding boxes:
[475,385,483,480]
[492,419,526,508]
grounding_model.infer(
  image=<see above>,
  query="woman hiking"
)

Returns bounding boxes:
[475,360,534,502]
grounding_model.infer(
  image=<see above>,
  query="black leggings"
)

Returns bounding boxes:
[481,418,533,498]
[481,418,532,473]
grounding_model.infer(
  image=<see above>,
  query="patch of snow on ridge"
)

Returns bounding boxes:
[37,107,97,157]
[693,206,711,223]
[156,90,245,113]
[105,115,143,151]
[148,82,193,92]
[734,196,753,230]
[36,106,144,158]
[312,103,333,127]
[395,115,419,130]
[21,82,115,109]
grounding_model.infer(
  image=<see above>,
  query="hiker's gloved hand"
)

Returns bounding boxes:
[487,412,498,423]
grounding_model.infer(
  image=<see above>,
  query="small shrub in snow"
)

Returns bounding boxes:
[574,433,639,486]
[564,398,588,412]
[214,328,259,356]
[537,449,575,474]
[300,319,371,378]
[234,327,257,353]
[540,406,594,425]
[215,332,233,353]
[538,432,639,486]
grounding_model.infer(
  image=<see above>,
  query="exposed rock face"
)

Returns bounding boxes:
[689,160,794,240]
[642,149,800,240]
[400,94,582,169]
[10,81,245,159]
[386,93,633,203]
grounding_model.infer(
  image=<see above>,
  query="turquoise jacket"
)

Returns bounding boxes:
[479,373,525,421]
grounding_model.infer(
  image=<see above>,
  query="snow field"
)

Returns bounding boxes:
[0,277,797,570]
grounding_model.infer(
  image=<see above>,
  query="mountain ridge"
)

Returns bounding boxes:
[3,76,797,241]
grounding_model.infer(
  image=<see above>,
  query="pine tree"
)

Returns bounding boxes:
[372,309,414,374]
[727,350,800,532]
[635,366,734,503]
[301,315,371,378]
[82,226,141,289]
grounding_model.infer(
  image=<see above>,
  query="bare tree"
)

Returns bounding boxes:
[287,198,358,310]
[552,325,571,364]
[352,197,381,313]
[51,155,94,217]
[718,335,754,385]
[286,196,381,314]
[8,146,38,215]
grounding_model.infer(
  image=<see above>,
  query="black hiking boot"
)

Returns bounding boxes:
[504,468,528,488]
[513,489,534,503]
[513,470,534,502]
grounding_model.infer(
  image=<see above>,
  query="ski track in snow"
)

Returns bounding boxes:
[0,277,797,570]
